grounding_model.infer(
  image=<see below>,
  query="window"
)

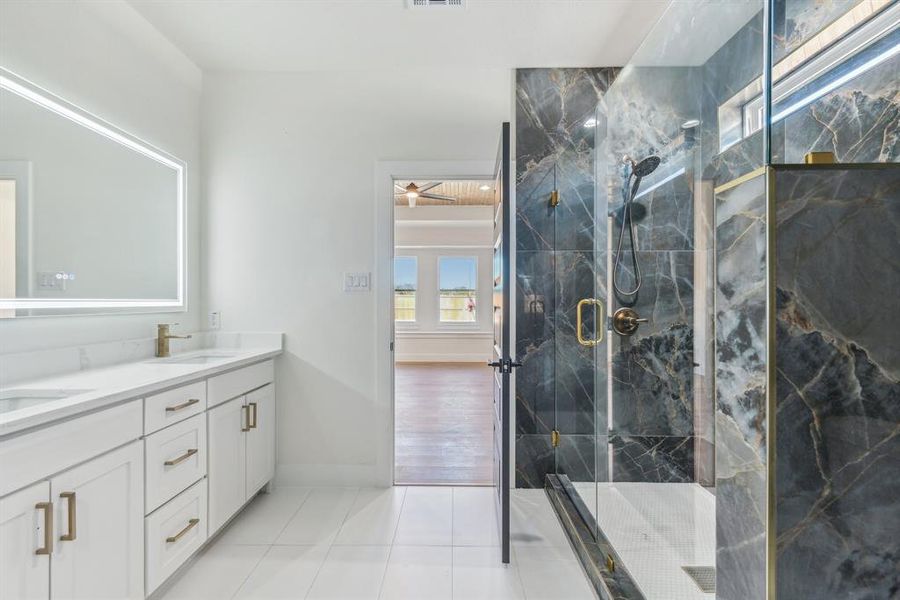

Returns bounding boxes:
[439,256,477,323]
[394,256,417,322]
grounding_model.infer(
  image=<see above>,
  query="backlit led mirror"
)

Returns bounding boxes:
[0,68,185,318]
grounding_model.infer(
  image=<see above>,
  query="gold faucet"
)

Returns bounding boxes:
[156,323,192,358]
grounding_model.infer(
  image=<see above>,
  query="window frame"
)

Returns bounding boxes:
[437,255,478,326]
[393,255,418,324]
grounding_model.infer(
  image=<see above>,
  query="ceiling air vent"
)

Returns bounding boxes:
[408,0,466,8]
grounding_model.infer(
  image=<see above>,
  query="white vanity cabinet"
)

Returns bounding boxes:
[50,441,144,599]
[0,481,50,600]
[207,382,275,535]
[0,441,144,600]
[0,356,277,599]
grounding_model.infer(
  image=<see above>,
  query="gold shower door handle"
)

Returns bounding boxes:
[576,298,605,347]
[59,492,76,541]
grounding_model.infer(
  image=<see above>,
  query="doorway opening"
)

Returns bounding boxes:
[392,179,496,486]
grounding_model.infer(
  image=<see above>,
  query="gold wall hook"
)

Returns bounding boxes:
[549,189,560,207]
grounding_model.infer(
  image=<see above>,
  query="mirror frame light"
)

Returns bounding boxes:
[0,68,186,314]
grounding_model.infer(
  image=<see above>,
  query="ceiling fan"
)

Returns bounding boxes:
[394,181,457,207]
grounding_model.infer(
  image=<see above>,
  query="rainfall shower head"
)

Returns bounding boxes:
[629,155,661,177]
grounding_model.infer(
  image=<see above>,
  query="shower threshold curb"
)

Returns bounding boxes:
[545,474,646,600]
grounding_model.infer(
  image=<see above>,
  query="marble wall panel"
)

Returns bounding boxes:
[715,173,768,600]
[774,167,900,598]
[515,68,615,488]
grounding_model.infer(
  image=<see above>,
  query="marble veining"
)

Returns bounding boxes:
[774,167,900,598]
[515,68,615,488]
[715,174,768,600]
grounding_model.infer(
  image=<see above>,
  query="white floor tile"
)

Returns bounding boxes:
[157,544,268,600]
[233,544,329,599]
[509,490,571,548]
[335,487,407,546]
[276,487,359,545]
[452,547,524,600]
[393,487,452,546]
[218,487,312,545]
[451,487,499,547]
[305,545,391,600]
[513,545,595,600]
[378,545,452,600]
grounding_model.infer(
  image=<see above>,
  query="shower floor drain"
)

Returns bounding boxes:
[682,566,716,593]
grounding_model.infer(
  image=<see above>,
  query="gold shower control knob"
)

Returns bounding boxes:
[612,307,648,336]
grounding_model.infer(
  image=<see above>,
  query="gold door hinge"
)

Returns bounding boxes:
[606,554,616,572]
[551,430,560,448]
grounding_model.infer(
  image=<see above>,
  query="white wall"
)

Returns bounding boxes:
[201,70,511,485]
[394,205,493,362]
[0,0,201,352]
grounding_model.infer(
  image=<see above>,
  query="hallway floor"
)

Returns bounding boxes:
[156,486,595,600]
[394,363,494,485]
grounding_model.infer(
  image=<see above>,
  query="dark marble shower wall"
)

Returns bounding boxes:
[714,174,768,600]
[514,68,616,488]
[603,65,704,484]
[774,166,900,599]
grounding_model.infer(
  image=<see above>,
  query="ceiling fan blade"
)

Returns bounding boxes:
[394,183,408,192]
[416,182,442,193]
[420,193,457,202]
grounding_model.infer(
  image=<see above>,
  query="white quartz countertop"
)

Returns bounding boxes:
[0,338,282,437]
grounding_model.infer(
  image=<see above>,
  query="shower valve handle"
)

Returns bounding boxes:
[612,308,647,336]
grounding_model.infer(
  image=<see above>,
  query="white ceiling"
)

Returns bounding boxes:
[126,0,670,72]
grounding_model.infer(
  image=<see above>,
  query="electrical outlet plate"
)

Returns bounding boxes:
[208,311,221,330]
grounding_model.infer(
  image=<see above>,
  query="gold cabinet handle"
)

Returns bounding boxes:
[576,298,605,347]
[59,492,76,541]
[249,402,258,429]
[164,448,198,467]
[165,518,199,544]
[165,398,200,412]
[35,502,53,555]
[241,404,251,432]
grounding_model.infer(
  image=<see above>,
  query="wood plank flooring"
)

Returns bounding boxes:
[394,362,494,486]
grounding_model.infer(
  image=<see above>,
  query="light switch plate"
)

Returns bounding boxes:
[343,272,371,293]
[208,311,221,330]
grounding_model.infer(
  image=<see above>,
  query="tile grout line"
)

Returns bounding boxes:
[299,487,360,600]
[233,487,319,600]
[377,487,409,600]
[270,487,315,545]
[227,545,270,600]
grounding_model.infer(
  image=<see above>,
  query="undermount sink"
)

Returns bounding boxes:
[0,389,92,415]
[157,353,237,365]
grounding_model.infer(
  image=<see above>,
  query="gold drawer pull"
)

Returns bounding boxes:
[249,402,258,429]
[35,502,53,555]
[59,492,76,541]
[166,518,199,544]
[164,448,198,467]
[165,398,200,412]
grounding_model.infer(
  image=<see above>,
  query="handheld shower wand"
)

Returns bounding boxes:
[613,155,660,298]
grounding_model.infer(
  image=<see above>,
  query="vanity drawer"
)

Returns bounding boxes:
[144,381,207,434]
[145,414,206,513]
[207,360,274,408]
[145,479,208,595]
